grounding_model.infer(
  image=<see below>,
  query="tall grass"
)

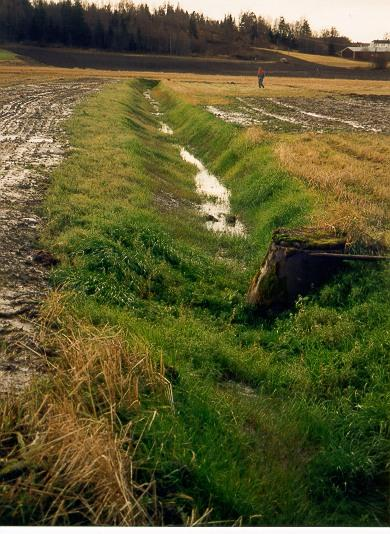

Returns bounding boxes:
[276,132,390,250]
[0,292,173,525]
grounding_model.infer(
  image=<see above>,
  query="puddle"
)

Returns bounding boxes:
[206,105,256,127]
[223,380,258,398]
[268,98,382,132]
[209,95,389,133]
[144,91,174,134]
[143,90,160,111]
[28,136,54,143]
[237,97,302,126]
[160,122,173,135]
[180,148,246,236]
[0,134,18,142]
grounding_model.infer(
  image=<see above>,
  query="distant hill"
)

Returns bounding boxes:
[1,0,351,58]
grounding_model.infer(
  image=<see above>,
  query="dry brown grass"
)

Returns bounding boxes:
[1,64,390,101]
[261,47,373,70]
[242,125,274,147]
[0,65,261,88]
[0,65,233,86]
[162,77,390,105]
[0,292,173,525]
[276,132,390,249]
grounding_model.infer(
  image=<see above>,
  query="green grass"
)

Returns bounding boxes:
[0,48,17,61]
[2,79,388,526]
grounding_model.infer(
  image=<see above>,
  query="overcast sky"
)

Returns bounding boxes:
[134,0,389,42]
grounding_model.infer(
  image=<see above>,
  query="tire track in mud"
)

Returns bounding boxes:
[207,95,390,133]
[0,79,104,393]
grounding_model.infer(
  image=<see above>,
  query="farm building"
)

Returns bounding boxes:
[341,40,390,60]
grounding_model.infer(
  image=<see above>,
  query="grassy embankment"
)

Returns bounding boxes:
[0,49,17,61]
[0,48,26,66]
[0,79,388,526]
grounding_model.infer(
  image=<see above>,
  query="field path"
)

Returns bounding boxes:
[0,79,103,392]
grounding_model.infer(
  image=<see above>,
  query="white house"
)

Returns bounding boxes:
[341,40,390,60]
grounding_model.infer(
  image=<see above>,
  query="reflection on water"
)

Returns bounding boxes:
[160,122,173,135]
[180,148,246,237]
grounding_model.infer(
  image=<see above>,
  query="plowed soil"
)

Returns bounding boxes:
[0,79,103,392]
[8,45,390,80]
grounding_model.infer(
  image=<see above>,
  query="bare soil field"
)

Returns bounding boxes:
[7,45,390,80]
[0,79,103,392]
[207,94,390,133]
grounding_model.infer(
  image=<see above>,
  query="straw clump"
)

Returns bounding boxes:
[0,292,172,525]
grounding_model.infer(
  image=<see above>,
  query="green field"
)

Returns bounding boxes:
[0,79,388,526]
[0,49,18,61]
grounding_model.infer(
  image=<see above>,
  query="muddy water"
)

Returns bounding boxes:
[160,123,173,135]
[267,98,382,132]
[180,148,246,236]
[237,97,302,126]
[207,101,300,129]
[143,90,173,135]
[143,90,245,236]
[206,105,257,127]
[143,89,160,113]
[0,79,104,392]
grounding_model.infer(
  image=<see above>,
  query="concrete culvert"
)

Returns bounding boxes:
[247,227,390,312]
[247,228,339,312]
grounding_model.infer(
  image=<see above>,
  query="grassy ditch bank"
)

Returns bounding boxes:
[0,49,17,61]
[0,79,388,526]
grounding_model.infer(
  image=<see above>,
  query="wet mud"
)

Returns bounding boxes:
[207,94,390,133]
[0,80,103,392]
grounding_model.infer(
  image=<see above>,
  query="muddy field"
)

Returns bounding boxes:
[207,94,390,133]
[8,45,390,80]
[0,79,103,392]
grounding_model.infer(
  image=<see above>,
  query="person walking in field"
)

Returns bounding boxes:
[257,66,265,88]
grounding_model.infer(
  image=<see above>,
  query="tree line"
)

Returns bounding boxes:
[0,0,351,57]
